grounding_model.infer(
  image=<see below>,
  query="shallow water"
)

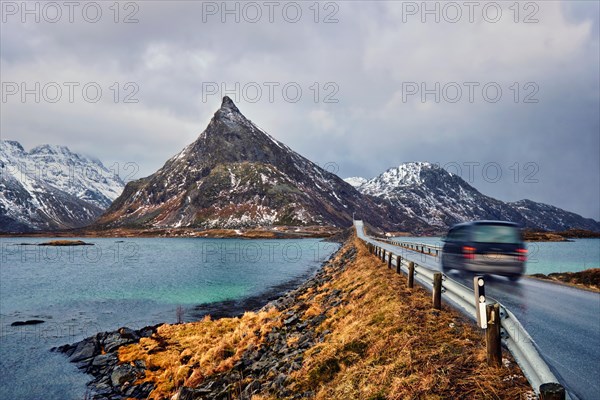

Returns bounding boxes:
[0,237,339,400]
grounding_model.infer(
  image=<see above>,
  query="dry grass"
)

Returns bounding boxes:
[284,236,532,400]
[118,309,281,399]
[116,234,533,400]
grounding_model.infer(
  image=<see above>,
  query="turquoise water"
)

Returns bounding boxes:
[0,237,339,400]
[393,237,599,274]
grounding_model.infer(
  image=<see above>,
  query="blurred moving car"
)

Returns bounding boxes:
[441,220,527,281]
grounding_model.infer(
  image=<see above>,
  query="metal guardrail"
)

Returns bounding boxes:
[373,237,443,257]
[361,235,568,399]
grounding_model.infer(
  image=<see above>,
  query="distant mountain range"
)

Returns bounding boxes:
[0,141,124,232]
[1,98,598,234]
[345,162,600,232]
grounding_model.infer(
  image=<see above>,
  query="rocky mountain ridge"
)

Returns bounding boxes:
[346,163,600,232]
[0,140,124,232]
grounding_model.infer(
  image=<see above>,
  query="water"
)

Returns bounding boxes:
[393,236,600,274]
[0,237,339,400]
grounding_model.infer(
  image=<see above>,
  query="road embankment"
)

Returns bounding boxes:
[57,234,533,399]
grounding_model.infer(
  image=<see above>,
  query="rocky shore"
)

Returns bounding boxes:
[54,241,354,400]
[53,325,160,399]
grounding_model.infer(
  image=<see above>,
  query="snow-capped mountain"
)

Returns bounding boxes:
[352,162,600,231]
[97,97,400,230]
[343,177,368,188]
[0,140,124,232]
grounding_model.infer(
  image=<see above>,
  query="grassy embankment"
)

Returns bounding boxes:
[118,234,532,399]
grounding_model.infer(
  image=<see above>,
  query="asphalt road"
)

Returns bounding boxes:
[355,221,600,400]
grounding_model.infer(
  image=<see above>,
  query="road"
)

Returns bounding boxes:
[355,221,600,400]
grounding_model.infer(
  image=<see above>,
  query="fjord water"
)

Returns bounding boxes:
[0,237,339,400]
[394,237,600,274]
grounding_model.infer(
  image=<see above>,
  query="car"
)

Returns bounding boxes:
[440,220,527,281]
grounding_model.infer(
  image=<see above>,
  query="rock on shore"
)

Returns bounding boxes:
[53,326,159,399]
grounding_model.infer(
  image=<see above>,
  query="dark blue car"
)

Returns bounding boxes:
[441,220,527,281]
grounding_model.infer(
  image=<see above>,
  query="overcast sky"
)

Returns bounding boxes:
[1,1,599,220]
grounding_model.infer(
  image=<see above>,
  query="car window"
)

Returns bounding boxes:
[473,225,520,243]
[447,227,467,242]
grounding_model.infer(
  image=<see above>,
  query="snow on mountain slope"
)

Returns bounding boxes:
[0,140,124,232]
[359,162,431,196]
[356,162,600,231]
[343,177,368,188]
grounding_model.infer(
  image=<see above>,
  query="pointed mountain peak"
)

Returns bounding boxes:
[220,96,240,113]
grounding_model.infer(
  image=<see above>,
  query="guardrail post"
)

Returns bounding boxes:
[388,252,393,268]
[407,262,415,288]
[395,255,401,274]
[486,303,502,367]
[539,383,565,400]
[381,249,385,262]
[433,272,442,310]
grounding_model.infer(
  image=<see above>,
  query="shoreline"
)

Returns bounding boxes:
[0,226,341,240]
[528,268,600,293]
[53,241,344,399]
[55,233,532,400]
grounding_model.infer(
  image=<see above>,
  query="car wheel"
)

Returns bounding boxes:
[508,275,522,282]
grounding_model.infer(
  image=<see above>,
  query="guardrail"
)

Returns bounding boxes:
[361,236,568,400]
[373,237,443,257]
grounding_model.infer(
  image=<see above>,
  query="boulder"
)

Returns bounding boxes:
[110,363,137,387]
[69,339,98,363]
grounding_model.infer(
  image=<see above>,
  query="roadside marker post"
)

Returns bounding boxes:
[474,276,487,329]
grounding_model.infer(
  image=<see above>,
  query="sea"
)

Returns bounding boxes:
[0,237,339,400]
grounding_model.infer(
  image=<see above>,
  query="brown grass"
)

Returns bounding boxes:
[284,236,533,400]
[118,309,282,399]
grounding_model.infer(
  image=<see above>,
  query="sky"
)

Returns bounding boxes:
[1,0,599,220]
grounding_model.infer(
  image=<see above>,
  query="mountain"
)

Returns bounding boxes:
[509,199,600,232]
[0,140,124,232]
[344,177,368,188]
[350,162,600,232]
[97,97,402,230]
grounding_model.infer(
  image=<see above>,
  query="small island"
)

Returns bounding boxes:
[37,240,94,246]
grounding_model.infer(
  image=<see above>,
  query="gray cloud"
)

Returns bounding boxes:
[1,0,598,219]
